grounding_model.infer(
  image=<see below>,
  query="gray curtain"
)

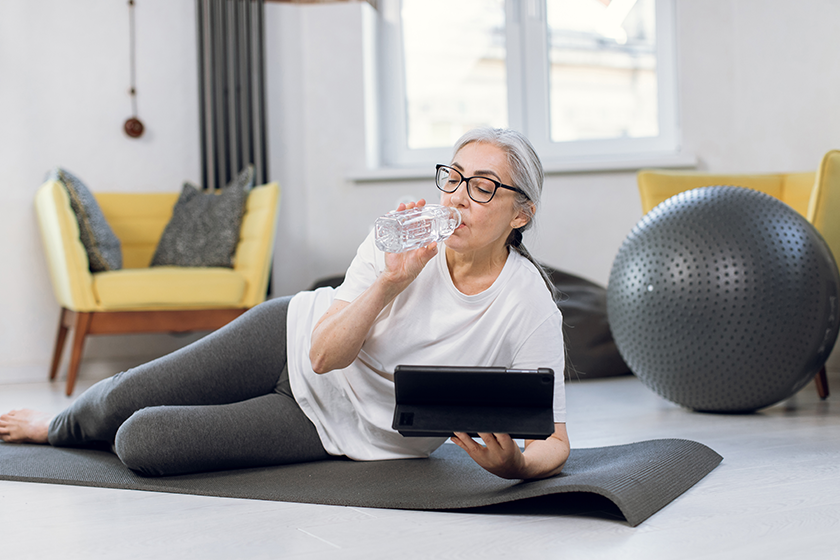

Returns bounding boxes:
[196,0,268,190]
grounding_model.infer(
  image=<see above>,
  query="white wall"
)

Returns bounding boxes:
[0,0,202,382]
[678,0,840,172]
[3,0,840,384]
[266,3,385,295]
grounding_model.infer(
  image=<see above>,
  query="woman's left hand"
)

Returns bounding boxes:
[450,423,569,480]
[450,432,528,480]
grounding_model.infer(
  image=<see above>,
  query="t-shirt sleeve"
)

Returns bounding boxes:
[334,230,386,303]
[512,309,567,423]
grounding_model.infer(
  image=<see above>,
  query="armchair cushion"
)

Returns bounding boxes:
[50,168,122,272]
[151,166,254,268]
[92,267,246,309]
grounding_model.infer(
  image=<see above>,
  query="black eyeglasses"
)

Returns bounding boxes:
[435,164,529,204]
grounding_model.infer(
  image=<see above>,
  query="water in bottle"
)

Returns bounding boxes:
[374,204,462,253]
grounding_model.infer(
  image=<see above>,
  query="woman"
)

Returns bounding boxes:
[0,128,569,480]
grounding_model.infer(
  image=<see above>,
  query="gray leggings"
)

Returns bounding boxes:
[48,296,329,476]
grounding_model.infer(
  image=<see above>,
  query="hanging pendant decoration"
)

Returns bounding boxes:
[124,116,144,138]
[124,0,144,138]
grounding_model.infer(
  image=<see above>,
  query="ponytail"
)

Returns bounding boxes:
[506,228,557,298]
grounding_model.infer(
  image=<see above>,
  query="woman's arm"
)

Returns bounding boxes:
[309,201,437,374]
[309,268,416,374]
[450,422,570,480]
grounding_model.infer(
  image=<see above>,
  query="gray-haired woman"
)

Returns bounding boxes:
[2,128,569,480]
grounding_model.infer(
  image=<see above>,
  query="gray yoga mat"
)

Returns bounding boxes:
[0,438,721,526]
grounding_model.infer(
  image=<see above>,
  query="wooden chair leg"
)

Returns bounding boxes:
[65,312,93,396]
[49,308,73,381]
[815,366,829,400]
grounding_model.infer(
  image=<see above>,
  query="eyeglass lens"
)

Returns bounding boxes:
[436,166,497,203]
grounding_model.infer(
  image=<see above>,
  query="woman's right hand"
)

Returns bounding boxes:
[380,199,439,293]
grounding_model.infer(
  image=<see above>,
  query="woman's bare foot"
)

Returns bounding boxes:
[0,409,53,443]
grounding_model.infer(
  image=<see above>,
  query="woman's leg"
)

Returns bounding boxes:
[114,381,328,476]
[48,296,293,447]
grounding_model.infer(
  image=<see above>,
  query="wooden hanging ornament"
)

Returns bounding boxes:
[124,0,144,138]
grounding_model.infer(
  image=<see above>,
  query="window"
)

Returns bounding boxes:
[376,0,679,169]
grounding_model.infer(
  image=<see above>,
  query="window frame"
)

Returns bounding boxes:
[373,0,682,171]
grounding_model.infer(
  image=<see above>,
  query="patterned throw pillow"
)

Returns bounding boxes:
[50,168,123,272]
[151,165,255,268]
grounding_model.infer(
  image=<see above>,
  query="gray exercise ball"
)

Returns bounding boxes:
[607,186,840,412]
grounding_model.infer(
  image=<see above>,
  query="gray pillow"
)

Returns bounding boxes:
[151,166,254,268]
[50,168,123,272]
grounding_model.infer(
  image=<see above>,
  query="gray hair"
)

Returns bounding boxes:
[452,127,543,227]
[452,127,554,295]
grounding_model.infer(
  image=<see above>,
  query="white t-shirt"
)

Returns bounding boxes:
[286,231,565,461]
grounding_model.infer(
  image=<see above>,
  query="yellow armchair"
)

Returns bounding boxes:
[636,150,840,399]
[35,179,281,395]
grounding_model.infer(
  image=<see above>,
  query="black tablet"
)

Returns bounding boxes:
[392,365,555,440]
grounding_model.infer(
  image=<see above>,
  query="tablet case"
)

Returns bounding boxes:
[392,365,555,439]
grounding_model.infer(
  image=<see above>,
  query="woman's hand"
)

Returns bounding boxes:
[450,432,528,479]
[380,199,438,292]
[450,423,570,480]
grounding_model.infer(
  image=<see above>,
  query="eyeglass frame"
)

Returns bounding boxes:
[435,164,530,204]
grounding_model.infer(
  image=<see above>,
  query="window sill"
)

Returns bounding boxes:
[348,151,697,183]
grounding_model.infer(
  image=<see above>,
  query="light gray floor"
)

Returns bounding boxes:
[2,370,839,559]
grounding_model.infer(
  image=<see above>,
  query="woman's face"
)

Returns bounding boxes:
[440,141,530,258]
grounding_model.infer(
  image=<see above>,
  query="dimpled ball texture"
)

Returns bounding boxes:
[607,186,840,412]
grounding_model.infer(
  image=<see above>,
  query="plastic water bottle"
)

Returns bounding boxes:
[374,205,462,253]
